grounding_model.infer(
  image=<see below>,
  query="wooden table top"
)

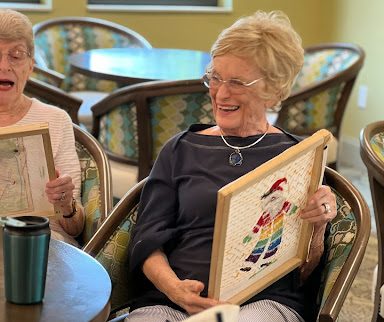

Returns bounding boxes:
[0,228,111,322]
[69,47,211,85]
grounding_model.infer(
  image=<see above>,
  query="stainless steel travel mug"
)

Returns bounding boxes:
[3,216,50,304]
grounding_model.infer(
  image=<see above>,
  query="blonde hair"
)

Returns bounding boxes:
[211,10,304,105]
[0,9,34,56]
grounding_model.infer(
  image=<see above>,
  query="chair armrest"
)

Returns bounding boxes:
[33,65,65,88]
[25,78,82,124]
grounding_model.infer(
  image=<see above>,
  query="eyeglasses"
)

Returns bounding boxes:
[202,72,263,93]
[0,48,31,66]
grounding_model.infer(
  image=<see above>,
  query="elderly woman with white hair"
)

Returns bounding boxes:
[127,10,337,322]
[0,9,84,246]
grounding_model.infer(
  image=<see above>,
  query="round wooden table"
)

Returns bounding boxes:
[69,47,211,85]
[0,228,111,322]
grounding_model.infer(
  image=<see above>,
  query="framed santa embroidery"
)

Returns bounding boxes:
[208,129,332,304]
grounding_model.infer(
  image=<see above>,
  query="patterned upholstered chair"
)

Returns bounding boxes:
[91,79,214,199]
[83,167,370,321]
[360,120,384,321]
[276,43,365,169]
[33,16,152,93]
[83,177,146,318]
[317,167,370,321]
[73,123,113,246]
[33,17,152,130]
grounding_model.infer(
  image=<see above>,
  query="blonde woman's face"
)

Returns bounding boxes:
[0,39,33,108]
[209,54,270,137]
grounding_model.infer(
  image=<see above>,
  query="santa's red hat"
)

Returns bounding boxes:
[261,177,287,199]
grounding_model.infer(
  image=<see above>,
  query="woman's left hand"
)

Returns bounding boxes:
[45,169,75,213]
[299,185,336,282]
[300,185,336,230]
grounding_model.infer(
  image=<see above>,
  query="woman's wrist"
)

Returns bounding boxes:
[62,198,77,218]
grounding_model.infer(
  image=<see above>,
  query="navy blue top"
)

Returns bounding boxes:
[129,124,324,320]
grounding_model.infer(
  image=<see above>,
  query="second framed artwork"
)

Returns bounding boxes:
[208,129,331,304]
[0,123,57,218]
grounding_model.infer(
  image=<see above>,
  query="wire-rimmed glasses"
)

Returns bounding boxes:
[202,72,263,93]
[0,48,31,66]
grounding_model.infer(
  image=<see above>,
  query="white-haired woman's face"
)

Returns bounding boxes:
[209,54,272,137]
[0,39,33,108]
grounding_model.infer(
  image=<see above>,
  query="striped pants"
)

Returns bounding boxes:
[125,300,305,322]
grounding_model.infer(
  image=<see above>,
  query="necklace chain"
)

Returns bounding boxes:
[219,123,270,151]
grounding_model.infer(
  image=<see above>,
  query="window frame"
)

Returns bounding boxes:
[87,0,232,13]
[0,0,52,11]
[89,0,217,5]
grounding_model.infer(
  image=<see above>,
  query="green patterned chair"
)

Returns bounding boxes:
[276,43,365,169]
[317,167,370,321]
[83,177,146,319]
[360,120,384,321]
[33,16,152,93]
[83,167,370,321]
[91,79,214,199]
[33,17,152,130]
[73,124,113,246]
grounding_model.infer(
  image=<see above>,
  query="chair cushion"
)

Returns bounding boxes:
[95,202,139,312]
[149,92,214,158]
[370,131,384,162]
[110,160,138,199]
[293,49,360,89]
[283,48,360,135]
[98,92,213,163]
[76,141,103,244]
[318,188,357,307]
[283,84,345,135]
[99,103,138,160]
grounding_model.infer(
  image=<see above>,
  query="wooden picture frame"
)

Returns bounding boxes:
[208,129,332,304]
[0,123,57,218]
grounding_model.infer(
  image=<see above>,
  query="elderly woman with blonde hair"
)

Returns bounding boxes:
[0,9,84,246]
[127,10,336,322]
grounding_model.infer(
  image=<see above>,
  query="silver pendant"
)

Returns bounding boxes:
[229,149,243,166]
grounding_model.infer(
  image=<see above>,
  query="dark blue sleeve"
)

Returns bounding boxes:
[128,138,179,271]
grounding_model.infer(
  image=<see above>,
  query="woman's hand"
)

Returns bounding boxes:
[167,279,220,315]
[45,169,75,216]
[299,185,337,282]
[142,249,220,315]
[300,185,336,231]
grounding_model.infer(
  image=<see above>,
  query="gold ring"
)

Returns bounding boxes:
[322,202,331,214]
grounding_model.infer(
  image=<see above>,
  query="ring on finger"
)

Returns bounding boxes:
[322,202,331,214]
[60,191,66,201]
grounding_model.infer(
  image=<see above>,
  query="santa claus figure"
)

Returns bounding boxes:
[240,177,297,272]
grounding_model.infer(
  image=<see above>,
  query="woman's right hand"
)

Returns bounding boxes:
[167,278,220,315]
[142,249,220,315]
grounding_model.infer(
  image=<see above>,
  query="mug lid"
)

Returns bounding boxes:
[4,216,49,230]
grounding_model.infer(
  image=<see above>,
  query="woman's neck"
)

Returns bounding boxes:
[0,95,32,127]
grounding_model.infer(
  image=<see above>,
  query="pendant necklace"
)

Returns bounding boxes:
[220,123,270,166]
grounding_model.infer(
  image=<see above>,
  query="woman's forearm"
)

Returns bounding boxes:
[142,249,180,297]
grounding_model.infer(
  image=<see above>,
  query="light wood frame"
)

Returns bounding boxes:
[208,129,331,304]
[0,123,56,217]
